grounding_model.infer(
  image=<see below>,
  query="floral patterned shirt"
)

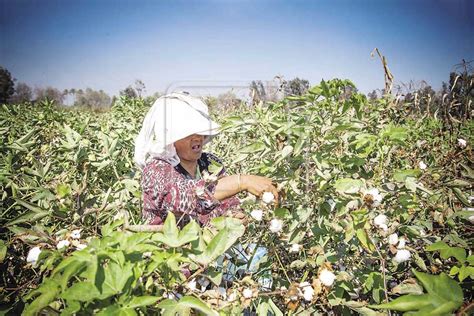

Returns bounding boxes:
[141,152,241,226]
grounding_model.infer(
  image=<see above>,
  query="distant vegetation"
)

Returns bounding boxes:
[0,59,473,314]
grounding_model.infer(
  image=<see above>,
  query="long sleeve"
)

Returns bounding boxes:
[141,158,227,225]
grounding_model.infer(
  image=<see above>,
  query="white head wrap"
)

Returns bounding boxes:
[134,92,220,169]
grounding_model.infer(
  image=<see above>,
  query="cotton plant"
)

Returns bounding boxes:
[457,138,467,148]
[250,209,263,221]
[373,214,389,231]
[418,161,427,170]
[262,192,275,204]
[269,218,283,233]
[319,269,336,287]
[26,246,41,265]
[364,188,383,208]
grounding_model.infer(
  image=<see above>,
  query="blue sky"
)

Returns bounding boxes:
[1,0,473,96]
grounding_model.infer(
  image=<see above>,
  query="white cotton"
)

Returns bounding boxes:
[397,237,407,249]
[242,288,253,299]
[299,282,314,301]
[142,251,152,259]
[56,239,70,250]
[26,246,41,264]
[289,244,302,253]
[419,161,427,170]
[379,224,388,231]
[250,209,263,221]
[262,192,275,204]
[388,233,399,246]
[394,249,411,263]
[365,188,383,207]
[269,219,283,233]
[70,229,81,239]
[186,279,197,291]
[227,291,237,302]
[319,269,336,286]
[469,215,474,224]
[458,138,467,148]
[303,286,314,301]
[373,214,388,228]
[76,243,87,251]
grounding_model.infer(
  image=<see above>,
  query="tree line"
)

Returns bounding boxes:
[1,63,472,120]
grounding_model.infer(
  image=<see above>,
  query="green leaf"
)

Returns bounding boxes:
[381,125,408,143]
[371,270,463,315]
[23,279,60,316]
[239,142,266,153]
[153,214,200,247]
[458,266,474,281]
[60,282,100,302]
[334,178,364,194]
[125,296,159,308]
[452,187,470,206]
[176,296,218,316]
[191,218,245,266]
[356,229,375,253]
[0,240,6,263]
[393,169,421,182]
[426,241,466,263]
[370,294,432,311]
[56,183,71,198]
[157,296,218,316]
[98,261,133,298]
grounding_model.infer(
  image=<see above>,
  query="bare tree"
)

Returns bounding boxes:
[34,86,65,105]
[9,82,32,103]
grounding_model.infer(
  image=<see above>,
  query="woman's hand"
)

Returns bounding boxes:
[241,175,279,203]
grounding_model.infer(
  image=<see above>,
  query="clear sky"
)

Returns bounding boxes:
[1,0,473,96]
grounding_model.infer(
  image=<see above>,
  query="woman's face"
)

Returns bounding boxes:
[174,134,205,162]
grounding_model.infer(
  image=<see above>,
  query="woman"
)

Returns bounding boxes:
[134,92,278,226]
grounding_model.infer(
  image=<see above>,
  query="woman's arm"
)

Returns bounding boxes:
[214,174,279,202]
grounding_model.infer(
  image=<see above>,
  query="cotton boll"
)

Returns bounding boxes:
[299,282,314,301]
[394,249,411,263]
[319,269,336,287]
[76,243,87,251]
[242,288,253,299]
[26,246,41,264]
[269,219,283,233]
[250,209,263,221]
[373,214,388,228]
[458,138,467,148]
[56,239,70,250]
[186,279,197,291]
[262,192,275,204]
[388,233,399,245]
[419,161,427,170]
[397,237,407,249]
[289,244,302,253]
[365,188,383,207]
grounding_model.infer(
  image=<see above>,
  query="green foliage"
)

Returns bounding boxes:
[21,213,243,314]
[1,79,472,314]
[370,270,463,315]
